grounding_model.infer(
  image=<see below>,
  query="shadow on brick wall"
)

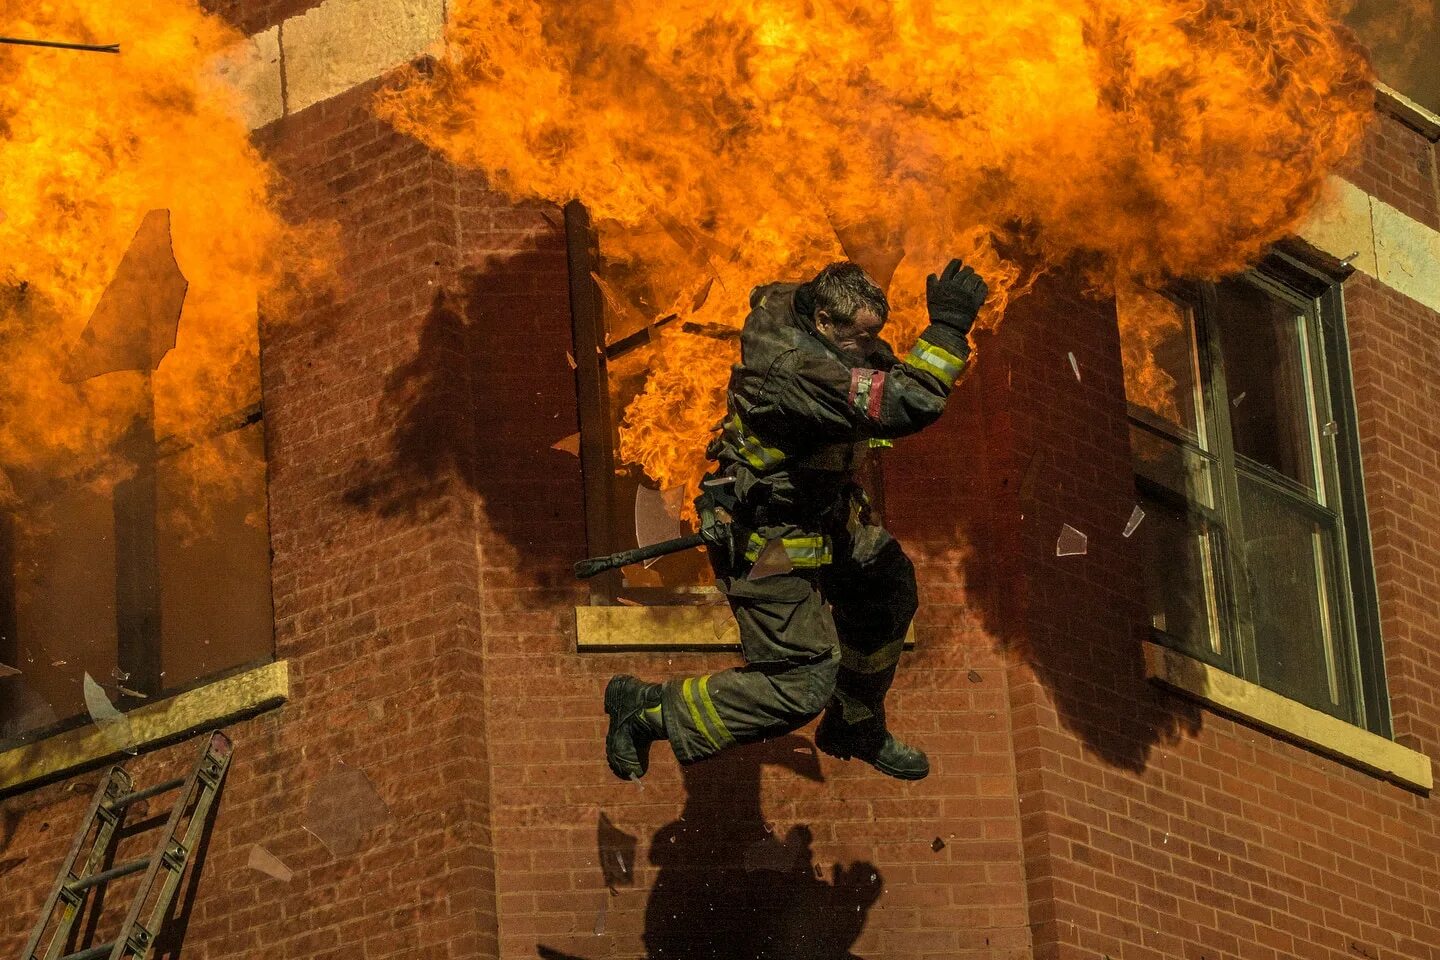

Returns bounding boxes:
[539,736,888,960]
[343,239,585,588]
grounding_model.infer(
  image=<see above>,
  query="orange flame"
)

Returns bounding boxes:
[379,0,1374,509]
[0,2,325,512]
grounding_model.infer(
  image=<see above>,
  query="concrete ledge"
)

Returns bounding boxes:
[1376,83,1440,142]
[282,0,444,114]
[576,605,917,652]
[0,661,289,795]
[1297,176,1440,316]
[577,605,741,651]
[1143,642,1432,792]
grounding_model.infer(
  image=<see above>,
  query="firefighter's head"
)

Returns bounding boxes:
[801,261,889,359]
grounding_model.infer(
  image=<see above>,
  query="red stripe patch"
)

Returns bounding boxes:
[868,371,886,419]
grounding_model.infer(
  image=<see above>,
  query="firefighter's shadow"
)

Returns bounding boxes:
[540,736,884,960]
[342,235,584,587]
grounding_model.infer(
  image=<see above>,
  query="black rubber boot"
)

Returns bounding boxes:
[604,675,664,780]
[815,711,930,781]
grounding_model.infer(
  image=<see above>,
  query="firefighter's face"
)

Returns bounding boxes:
[815,307,885,358]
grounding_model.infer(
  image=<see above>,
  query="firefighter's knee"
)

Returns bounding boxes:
[788,654,840,721]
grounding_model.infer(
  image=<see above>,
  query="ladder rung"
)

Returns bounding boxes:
[57,941,116,960]
[105,777,186,811]
[65,857,150,894]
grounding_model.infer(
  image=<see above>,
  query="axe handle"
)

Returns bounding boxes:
[574,533,706,579]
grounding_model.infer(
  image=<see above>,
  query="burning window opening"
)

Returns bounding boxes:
[566,203,890,609]
[1117,251,1388,733]
[1,216,272,747]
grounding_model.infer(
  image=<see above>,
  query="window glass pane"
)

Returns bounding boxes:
[1117,286,1205,446]
[156,421,273,692]
[1236,473,1349,720]
[0,485,121,738]
[1129,424,1217,509]
[1136,488,1225,661]
[1212,279,1320,493]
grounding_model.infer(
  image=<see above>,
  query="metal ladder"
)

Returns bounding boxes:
[21,731,233,960]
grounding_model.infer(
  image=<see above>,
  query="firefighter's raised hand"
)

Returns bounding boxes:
[925,259,988,335]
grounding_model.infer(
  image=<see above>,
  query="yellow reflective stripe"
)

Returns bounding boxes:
[730,414,786,470]
[696,675,735,746]
[840,637,906,674]
[905,338,966,383]
[744,533,832,566]
[682,678,722,750]
[868,438,894,449]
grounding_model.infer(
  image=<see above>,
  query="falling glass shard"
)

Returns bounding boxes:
[629,773,644,791]
[1056,524,1088,557]
[551,433,581,457]
[634,485,688,549]
[931,837,946,852]
[110,666,130,681]
[1231,391,1247,407]
[565,351,577,370]
[1322,420,1339,436]
[593,894,609,936]
[303,763,391,857]
[1122,506,1145,538]
[62,209,188,383]
[747,539,793,580]
[247,845,294,882]
[598,811,638,889]
[82,672,135,753]
[116,685,148,699]
[701,475,735,487]
[1067,352,1081,381]
[691,276,716,313]
[0,663,21,678]
[967,670,983,684]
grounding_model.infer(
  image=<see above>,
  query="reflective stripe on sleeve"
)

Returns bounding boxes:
[728,414,787,471]
[904,338,967,384]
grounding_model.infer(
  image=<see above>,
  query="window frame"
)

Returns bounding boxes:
[0,394,275,749]
[1129,250,1391,735]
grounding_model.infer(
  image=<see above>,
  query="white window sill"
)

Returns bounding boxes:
[0,660,288,795]
[1143,642,1432,792]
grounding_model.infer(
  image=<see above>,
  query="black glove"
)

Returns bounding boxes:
[925,259,988,336]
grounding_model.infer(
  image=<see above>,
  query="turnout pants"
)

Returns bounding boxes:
[661,522,919,764]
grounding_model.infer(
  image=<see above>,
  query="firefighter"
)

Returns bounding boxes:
[605,258,987,781]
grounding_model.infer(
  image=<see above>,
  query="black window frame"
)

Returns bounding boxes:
[1126,249,1391,735]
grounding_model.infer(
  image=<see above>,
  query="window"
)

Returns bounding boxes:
[0,216,274,748]
[564,203,718,606]
[1118,251,1389,732]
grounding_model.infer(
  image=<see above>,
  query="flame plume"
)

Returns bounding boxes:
[380,0,1374,506]
[0,1,323,507]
